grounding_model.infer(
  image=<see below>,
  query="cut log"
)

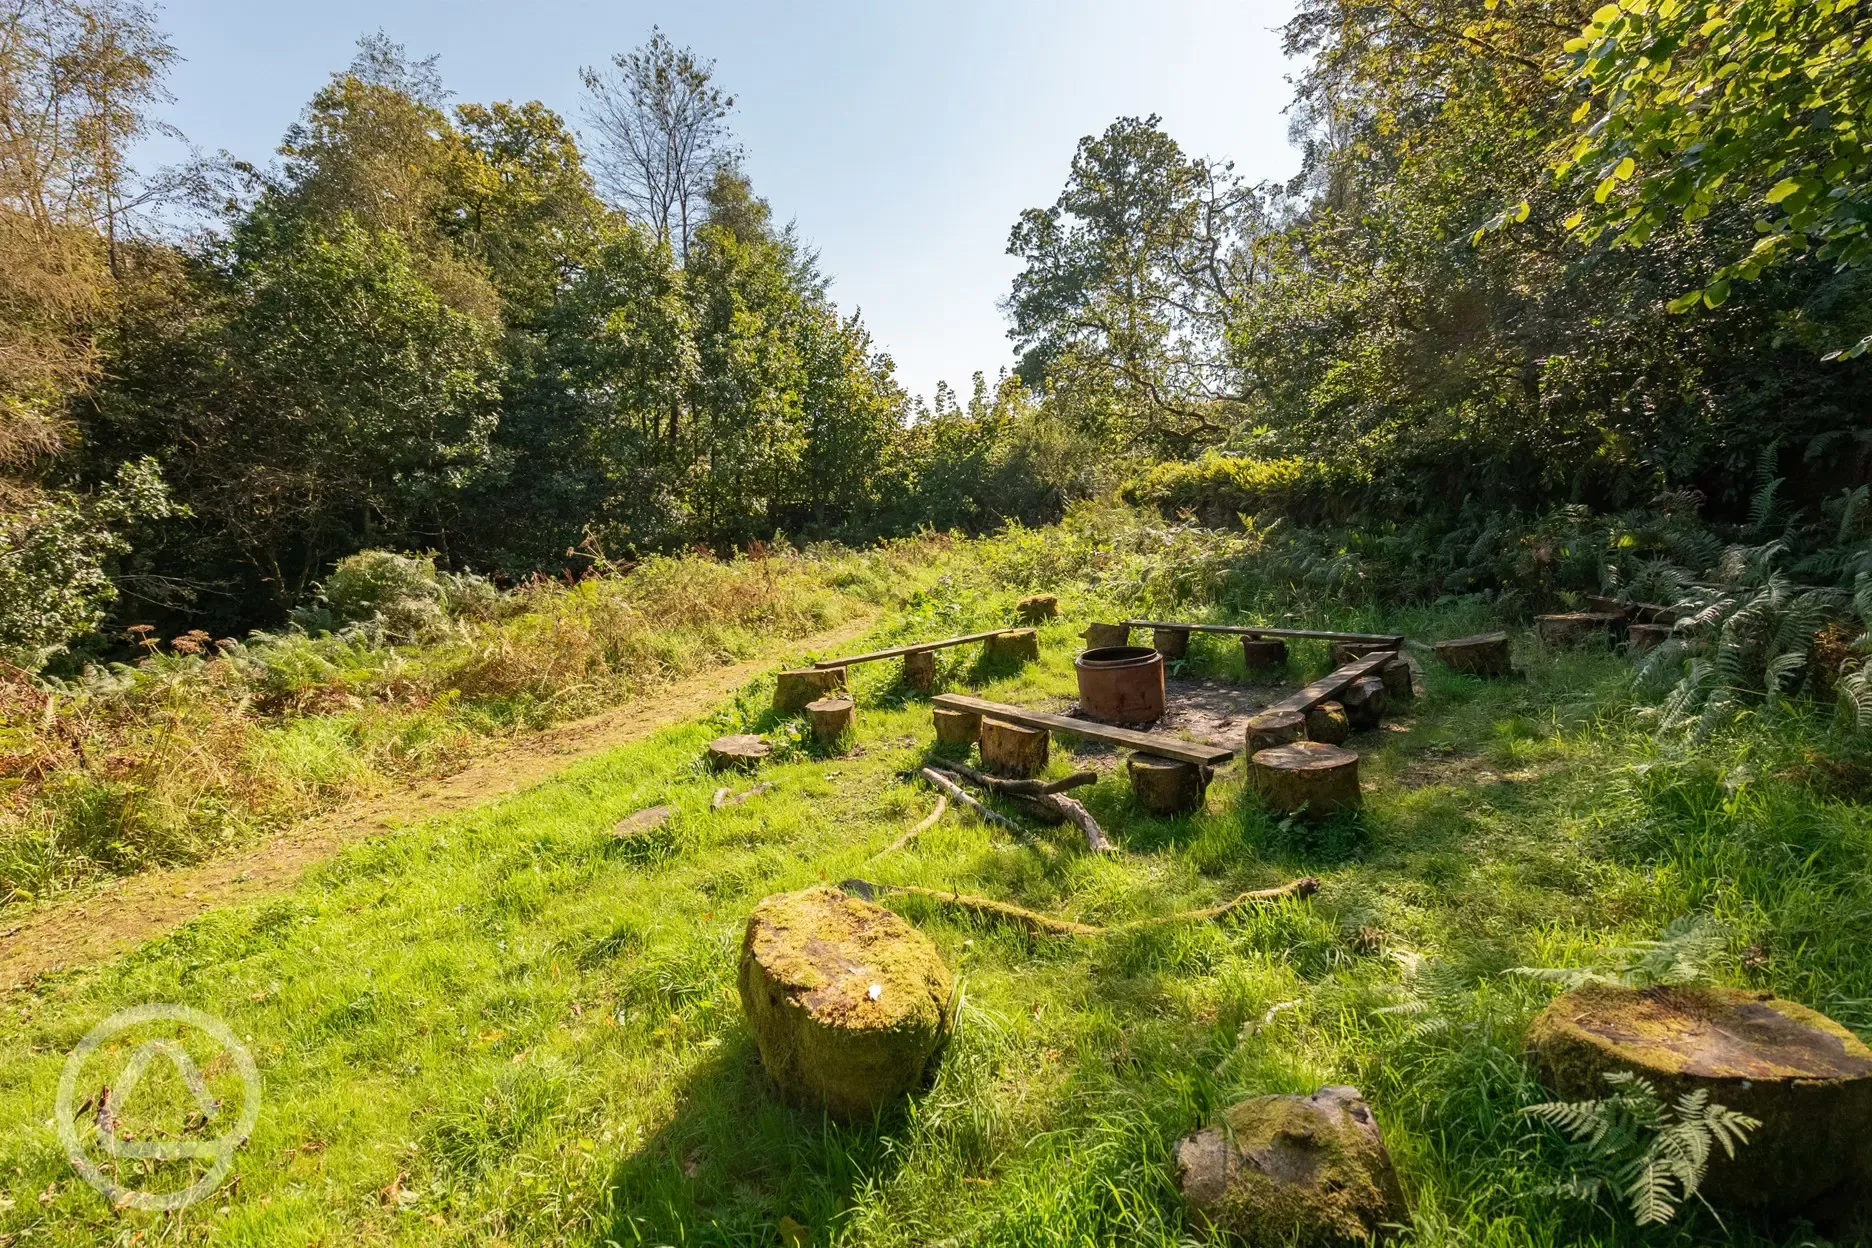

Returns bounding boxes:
[708,734,771,772]
[738,887,953,1120]
[774,666,846,713]
[1081,622,1131,647]
[1303,701,1350,745]
[1246,709,1305,754]
[984,628,1040,665]
[1017,594,1059,624]
[1152,627,1191,660]
[806,696,855,744]
[1584,594,1631,618]
[979,716,1049,778]
[1433,632,1512,677]
[1626,623,1671,654]
[1378,656,1413,700]
[1535,612,1625,647]
[1329,640,1401,667]
[1176,1087,1406,1246]
[1240,637,1289,671]
[1047,793,1114,853]
[1128,753,1211,815]
[1251,741,1361,817]
[1528,984,1872,1213]
[1341,676,1387,731]
[901,649,937,691]
[932,707,981,748]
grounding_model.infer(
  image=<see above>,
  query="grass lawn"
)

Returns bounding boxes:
[2,605,1869,1247]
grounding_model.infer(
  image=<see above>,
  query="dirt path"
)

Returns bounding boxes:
[0,614,877,990]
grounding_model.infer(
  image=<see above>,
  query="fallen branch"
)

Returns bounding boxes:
[931,760,1096,798]
[876,795,948,857]
[838,875,1320,938]
[712,782,776,810]
[919,768,1022,834]
[929,762,1112,851]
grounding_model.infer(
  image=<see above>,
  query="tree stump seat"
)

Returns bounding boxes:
[708,734,772,772]
[1152,626,1191,660]
[1081,622,1131,648]
[902,649,937,691]
[1017,594,1059,624]
[1128,753,1211,815]
[1252,741,1361,817]
[984,628,1040,665]
[1304,701,1350,745]
[774,666,847,713]
[1433,632,1512,676]
[1535,612,1625,647]
[1246,709,1305,754]
[806,696,855,744]
[1240,636,1289,671]
[1341,676,1386,730]
[932,707,980,747]
[979,716,1048,777]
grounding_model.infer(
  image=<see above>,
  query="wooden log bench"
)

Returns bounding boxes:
[931,693,1232,817]
[1122,620,1406,647]
[811,628,1040,691]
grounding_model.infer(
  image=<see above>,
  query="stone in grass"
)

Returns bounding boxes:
[1176,1085,1406,1247]
[738,886,954,1120]
[1527,983,1872,1213]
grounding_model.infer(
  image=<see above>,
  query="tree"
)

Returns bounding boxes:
[1554,0,1872,358]
[580,28,737,261]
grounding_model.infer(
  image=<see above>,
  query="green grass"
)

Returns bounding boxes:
[2,606,1869,1247]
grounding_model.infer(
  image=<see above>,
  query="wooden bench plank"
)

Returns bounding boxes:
[1123,619,1405,645]
[1263,653,1396,717]
[931,694,1234,767]
[814,630,1010,668]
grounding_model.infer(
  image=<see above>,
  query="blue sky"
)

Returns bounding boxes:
[142,0,1302,404]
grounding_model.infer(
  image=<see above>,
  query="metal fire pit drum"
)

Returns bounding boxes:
[1075,645,1166,725]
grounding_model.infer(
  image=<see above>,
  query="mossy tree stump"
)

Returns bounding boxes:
[1152,627,1191,660]
[1627,623,1671,654]
[775,666,846,713]
[901,649,937,691]
[1017,594,1059,624]
[1304,701,1351,745]
[979,716,1049,777]
[1585,593,1631,618]
[1380,656,1413,700]
[984,628,1040,665]
[708,734,771,772]
[1082,622,1131,648]
[1176,1086,1407,1248]
[806,696,855,745]
[1528,984,1872,1212]
[1341,676,1387,731]
[932,707,981,748]
[1330,641,1400,667]
[1246,709,1305,754]
[1535,612,1625,647]
[1240,637,1289,671]
[1433,632,1512,676]
[1128,753,1211,815]
[1252,741,1361,818]
[738,887,954,1120]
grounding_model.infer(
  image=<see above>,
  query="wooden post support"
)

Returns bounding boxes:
[1240,637,1289,671]
[1535,613,1625,647]
[1342,676,1387,730]
[774,666,846,713]
[1128,753,1211,815]
[979,716,1049,777]
[1627,623,1671,654]
[806,696,855,744]
[1017,595,1059,624]
[1082,622,1131,648]
[1303,701,1350,745]
[1330,640,1401,667]
[902,649,937,691]
[708,734,771,772]
[933,707,981,748]
[1380,656,1413,700]
[1152,627,1191,660]
[1251,741,1361,818]
[1433,632,1512,677]
[1246,709,1305,754]
[985,628,1040,665]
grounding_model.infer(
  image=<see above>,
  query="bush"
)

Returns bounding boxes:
[1122,453,1347,528]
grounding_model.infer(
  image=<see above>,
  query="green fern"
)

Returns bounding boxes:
[1525,1071,1759,1226]
[1511,915,1727,991]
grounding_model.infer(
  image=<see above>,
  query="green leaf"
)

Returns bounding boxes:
[1702,278,1731,306]
[1615,156,1637,181]
[1763,178,1802,204]
[1667,290,1704,313]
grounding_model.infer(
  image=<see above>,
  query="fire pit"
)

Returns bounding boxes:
[1075,645,1166,725]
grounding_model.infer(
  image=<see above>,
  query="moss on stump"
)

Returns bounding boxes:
[1433,632,1511,677]
[1304,701,1351,745]
[738,886,954,1120]
[1528,983,1872,1212]
[1175,1086,1406,1247]
[985,628,1040,665]
[1246,709,1305,754]
[1017,594,1059,624]
[1082,622,1131,647]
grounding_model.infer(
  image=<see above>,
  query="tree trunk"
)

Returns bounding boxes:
[807,696,855,744]
[979,717,1049,778]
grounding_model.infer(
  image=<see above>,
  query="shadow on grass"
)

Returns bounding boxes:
[1234,788,1369,868]
[605,1032,909,1245]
